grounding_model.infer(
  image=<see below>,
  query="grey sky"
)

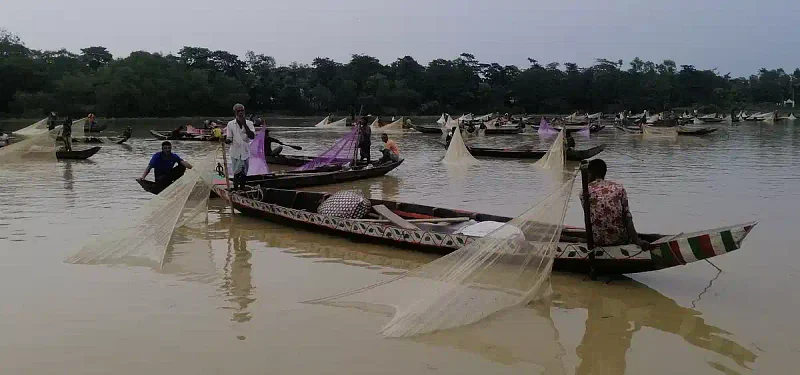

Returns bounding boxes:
[2,0,798,76]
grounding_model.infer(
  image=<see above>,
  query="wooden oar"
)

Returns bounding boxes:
[285,144,303,150]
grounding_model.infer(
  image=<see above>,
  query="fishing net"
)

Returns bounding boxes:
[247,130,270,176]
[66,152,217,269]
[538,118,558,137]
[11,118,49,138]
[306,139,575,337]
[0,126,60,165]
[442,121,477,165]
[643,125,677,137]
[436,114,446,125]
[314,116,331,127]
[297,125,359,171]
[534,129,567,171]
[70,118,87,140]
[374,117,404,133]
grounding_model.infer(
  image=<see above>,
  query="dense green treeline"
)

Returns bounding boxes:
[1,28,798,118]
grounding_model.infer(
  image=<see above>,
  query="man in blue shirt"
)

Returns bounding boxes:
[137,141,193,193]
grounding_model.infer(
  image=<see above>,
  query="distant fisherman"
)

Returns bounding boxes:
[138,140,194,193]
[226,103,256,190]
[62,116,73,152]
[378,133,400,164]
[262,128,286,156]
[359,117,371,162]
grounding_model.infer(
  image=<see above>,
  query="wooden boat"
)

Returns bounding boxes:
[484,126,523,135]
[149,130,218,142]
[56,146,101,160]
[677,126,718,136]
[466,144,605,160]
[212,186,757,275]
[84,123,107,132]
[233,160,404,189]
[137,179,161,194]
[412,124,443,134]
[64,132,131,145]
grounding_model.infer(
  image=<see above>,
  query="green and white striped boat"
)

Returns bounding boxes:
[213,186,758,275]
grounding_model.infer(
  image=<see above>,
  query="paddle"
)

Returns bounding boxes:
[285,144,303,150]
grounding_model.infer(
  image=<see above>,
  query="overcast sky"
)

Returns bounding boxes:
[2,0,798,76]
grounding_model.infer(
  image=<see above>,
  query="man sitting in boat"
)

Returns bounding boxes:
[582,159,649,248]
[170,125,186,140]
[138,141,193,192]
[378,133,400,164]
[0,130,9,147]
[262,128,285,156]
[211,124,223,140]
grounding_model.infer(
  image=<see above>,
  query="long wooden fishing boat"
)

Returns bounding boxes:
[56,146,101,160]
[466,144,605,160]
[677,126,718,136]
[412,124,443,134]
[149,130,218,142]
[235,160,403,189]
[484,126,524,135]
[212,186,757,275]
[84,123,107,132]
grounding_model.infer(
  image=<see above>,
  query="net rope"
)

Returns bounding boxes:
[66,151,217,269]
[306,129,575,338]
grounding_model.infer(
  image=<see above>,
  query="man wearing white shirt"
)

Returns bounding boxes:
[226,103,255,190]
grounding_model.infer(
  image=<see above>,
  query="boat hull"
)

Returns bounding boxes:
[412,125,443,134]
[239,160,403,189]
[213,187,757,275]
[466,144,605,160]
[56,146,101,160]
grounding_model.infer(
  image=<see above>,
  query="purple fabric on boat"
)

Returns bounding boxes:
[538,118,558,136]
[297,126,360,171]
[247,130,270,176]
[576,126,590,138]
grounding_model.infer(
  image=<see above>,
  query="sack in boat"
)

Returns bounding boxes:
[317,190,371,219]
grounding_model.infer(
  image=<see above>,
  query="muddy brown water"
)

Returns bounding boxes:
[1,119,797,374]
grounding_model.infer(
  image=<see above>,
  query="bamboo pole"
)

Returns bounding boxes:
[579,160,597,279]
[220,138,234,216]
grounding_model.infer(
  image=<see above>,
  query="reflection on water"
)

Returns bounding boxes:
[233,213,757,374]
[1,120,797,374]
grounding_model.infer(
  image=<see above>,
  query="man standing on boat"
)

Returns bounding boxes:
[581,159,649,248]
[137,141,194,193]
[226,103,256,190]
[62,116,73,152]
[358,117,371,163]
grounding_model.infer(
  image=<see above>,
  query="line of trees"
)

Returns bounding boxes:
[1,28,798,118]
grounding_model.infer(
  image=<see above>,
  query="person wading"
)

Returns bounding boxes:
[226,103,256,191]
[137,141,194,193]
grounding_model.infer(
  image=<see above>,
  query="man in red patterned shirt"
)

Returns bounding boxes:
[582,159,649,248]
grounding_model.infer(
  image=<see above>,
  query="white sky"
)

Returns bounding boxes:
[2,0,799,76]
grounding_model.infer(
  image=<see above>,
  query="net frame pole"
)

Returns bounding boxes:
[220,138,234,216]
[580,160,597,278]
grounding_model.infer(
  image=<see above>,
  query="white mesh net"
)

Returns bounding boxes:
[642,125,677,138]
[0,126,60,165]
[442,120,477,165]
[314,116,331,127]
[70,118,87,140]
[307,132,577,338]
[374,117,405,133]
[11,118,49,138]
[533,129,566,171]
[66,151,217,269]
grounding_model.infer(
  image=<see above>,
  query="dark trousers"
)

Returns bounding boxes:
[154,164,186,193]
[359,143,371,162]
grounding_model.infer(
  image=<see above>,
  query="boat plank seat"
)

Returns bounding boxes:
[373,205,420,230]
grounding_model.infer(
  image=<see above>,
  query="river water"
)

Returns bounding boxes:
[1,119,798,374]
